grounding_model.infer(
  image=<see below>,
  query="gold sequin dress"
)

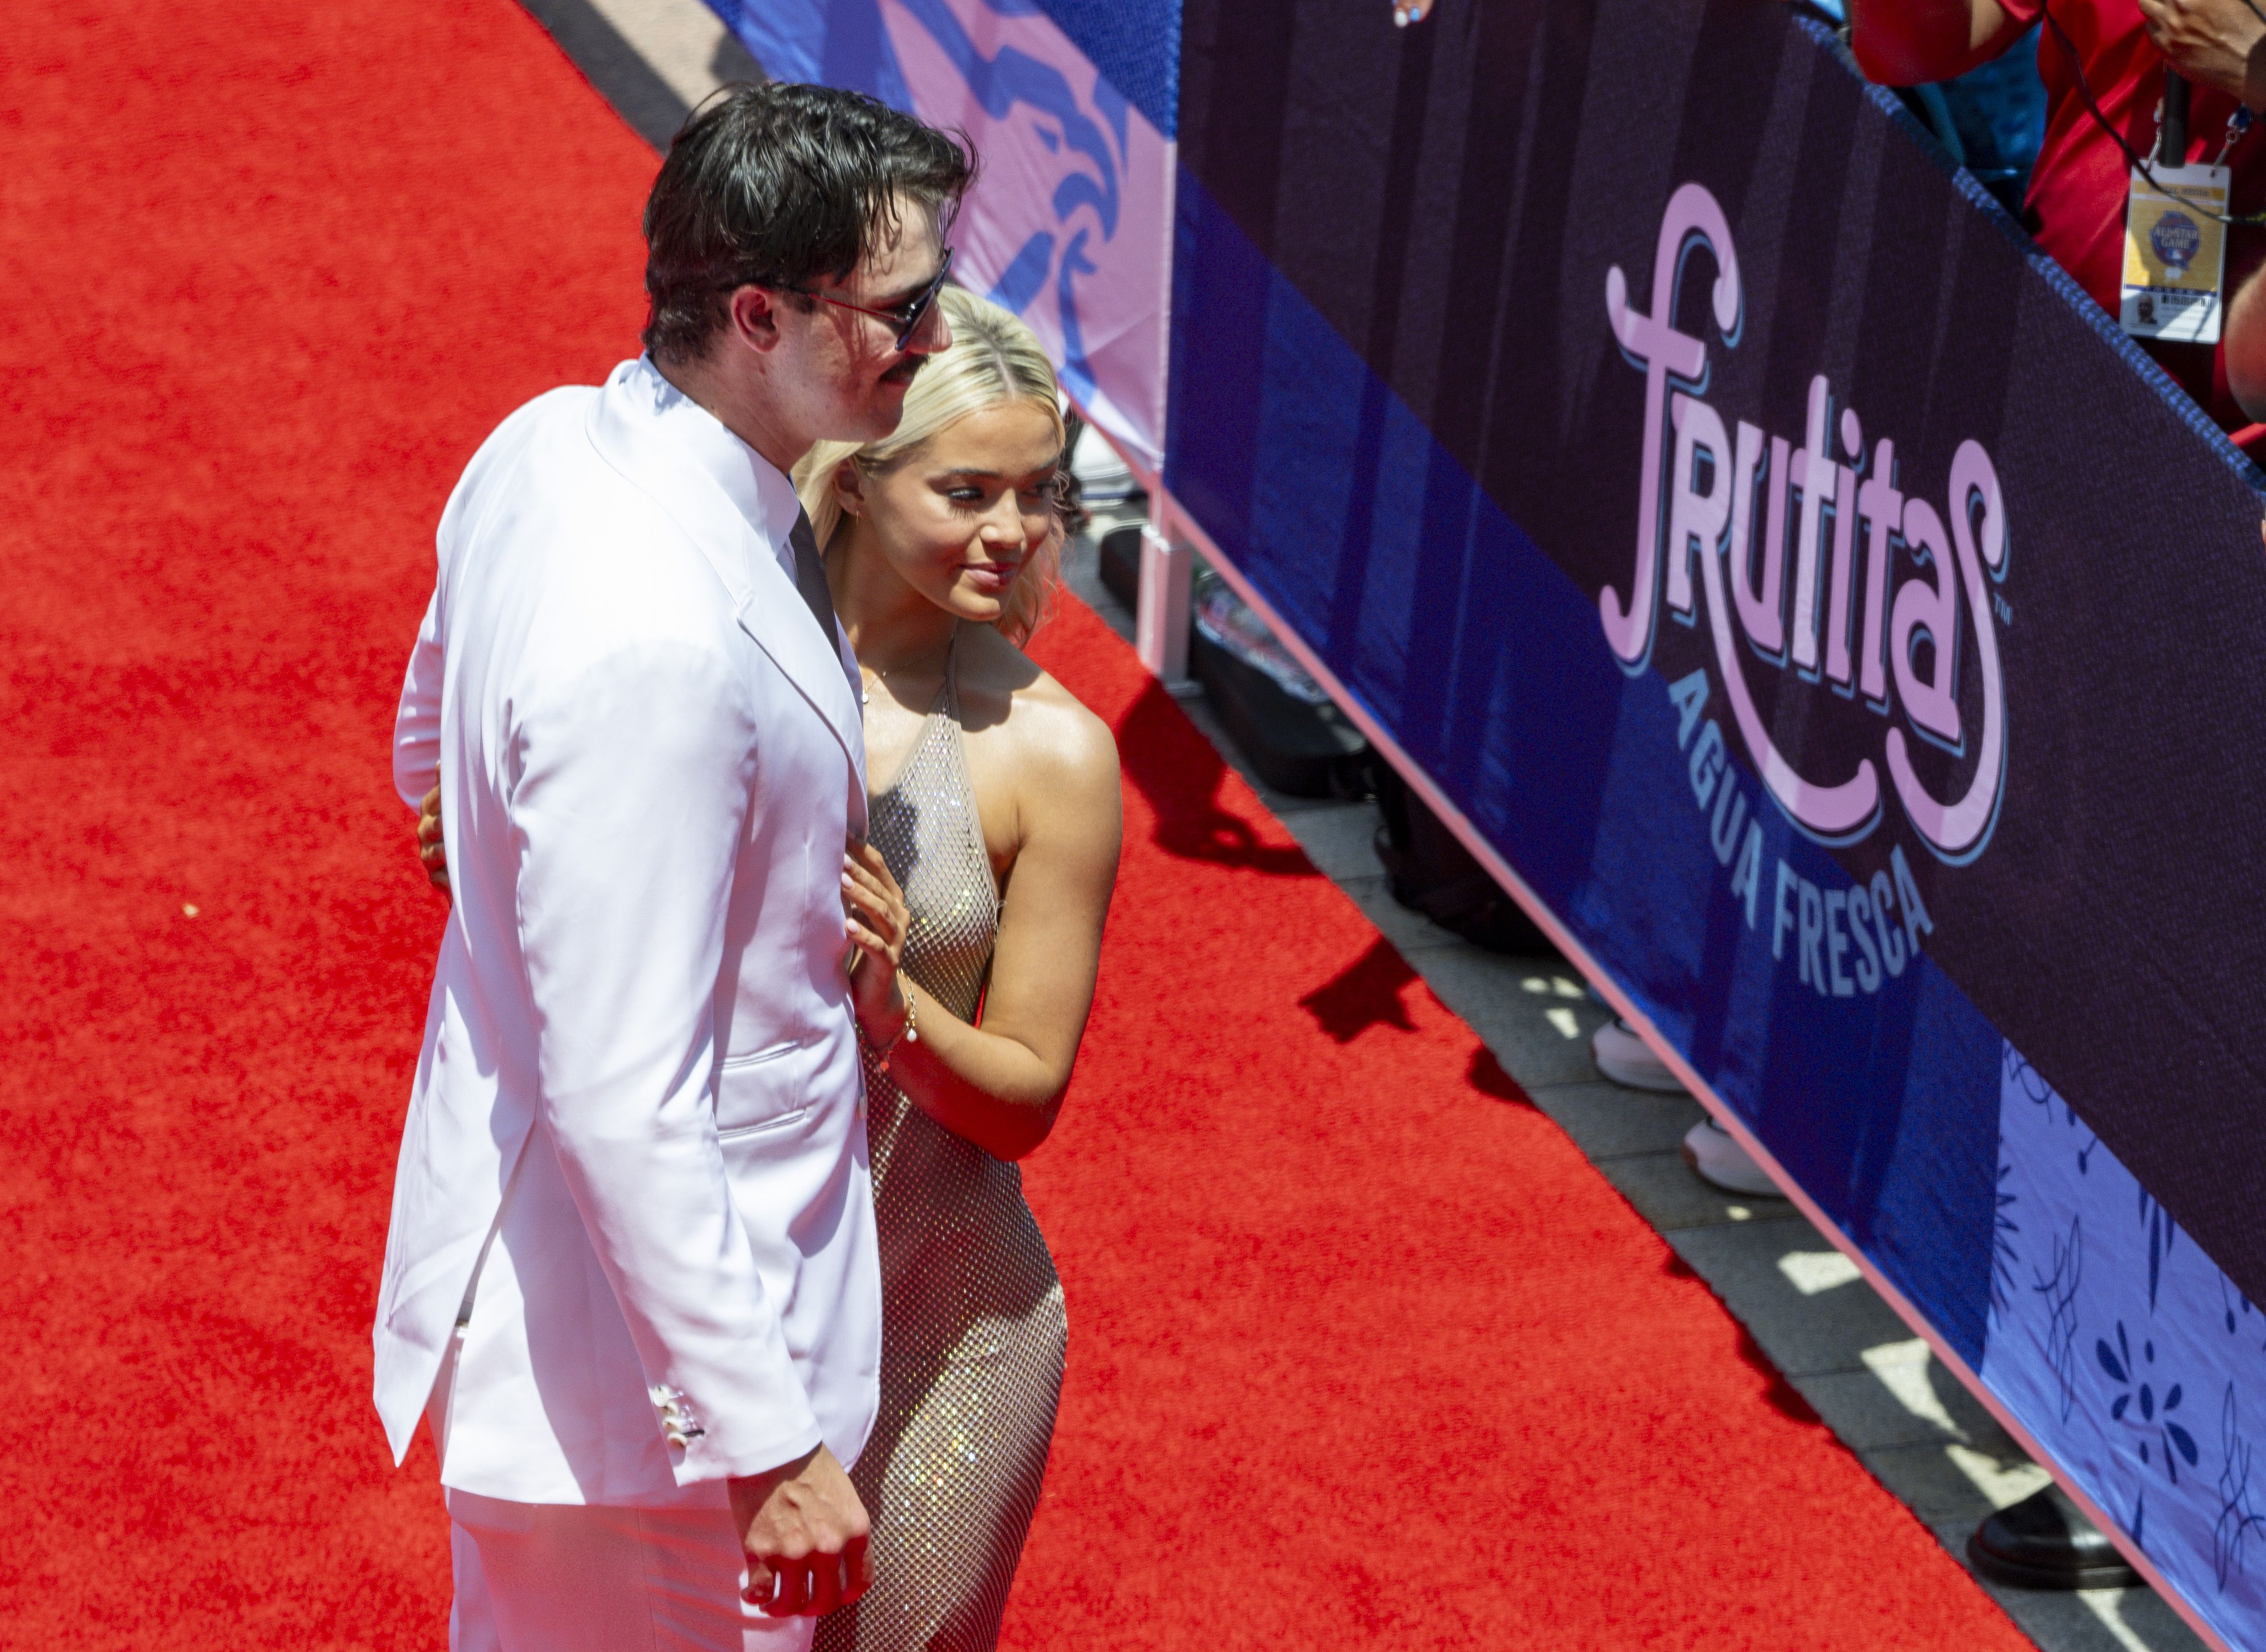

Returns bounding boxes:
[818,649,1068,1652]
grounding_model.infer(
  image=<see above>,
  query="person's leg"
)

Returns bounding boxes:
[447,1488,815,1652]
[425,1326,506,1652]
[634,1504,817,1652]
[447,1516,501,1652]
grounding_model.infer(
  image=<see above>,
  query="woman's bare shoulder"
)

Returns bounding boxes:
[961,625,1119,792]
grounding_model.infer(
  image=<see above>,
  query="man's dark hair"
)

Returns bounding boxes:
[641,82,972,364]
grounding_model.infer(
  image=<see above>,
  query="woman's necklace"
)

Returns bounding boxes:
[858,621,959,707]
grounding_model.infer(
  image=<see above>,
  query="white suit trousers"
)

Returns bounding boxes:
[443,1489,813,1652]
[432,1332,814,1652]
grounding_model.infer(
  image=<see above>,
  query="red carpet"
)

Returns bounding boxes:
[0,1,2033,1646]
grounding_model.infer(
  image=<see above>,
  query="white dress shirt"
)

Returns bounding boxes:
[636,363,861,696]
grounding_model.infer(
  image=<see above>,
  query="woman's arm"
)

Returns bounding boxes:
[854,698,1122,1162]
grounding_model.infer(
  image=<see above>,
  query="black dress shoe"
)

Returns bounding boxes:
[1968,1483,2144,1590]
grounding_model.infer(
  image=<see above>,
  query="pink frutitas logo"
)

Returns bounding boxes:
[1603,181,2009,867]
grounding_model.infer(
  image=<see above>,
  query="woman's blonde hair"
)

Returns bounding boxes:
[794,285,1067,647]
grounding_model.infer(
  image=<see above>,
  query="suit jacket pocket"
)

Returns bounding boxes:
[714,1037,814,1137]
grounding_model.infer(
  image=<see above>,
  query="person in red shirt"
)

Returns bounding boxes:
[1854,0,2266,441]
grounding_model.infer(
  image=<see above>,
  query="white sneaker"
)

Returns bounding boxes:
[1591,1019,1687,1092]
[1682,1117,1783,1198]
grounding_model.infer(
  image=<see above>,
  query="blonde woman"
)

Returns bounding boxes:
[799,284,1120,1651]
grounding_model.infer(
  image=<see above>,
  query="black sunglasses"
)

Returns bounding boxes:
[767,247,955,353]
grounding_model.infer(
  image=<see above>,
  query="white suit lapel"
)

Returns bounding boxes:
[584,377,869,808]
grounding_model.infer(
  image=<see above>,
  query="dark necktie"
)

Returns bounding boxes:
[788,508,857,694]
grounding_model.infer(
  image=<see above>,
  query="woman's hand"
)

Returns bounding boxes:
[842,838,910,1041]
[417,786,449,893]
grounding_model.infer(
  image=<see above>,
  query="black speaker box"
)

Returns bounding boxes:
[1189,629,1368,800]
[1368,755,1557,955]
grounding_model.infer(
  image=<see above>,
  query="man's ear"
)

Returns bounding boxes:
[727,285,784,355]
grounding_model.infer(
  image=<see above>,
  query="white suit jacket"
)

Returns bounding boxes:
[374,356,878,1508]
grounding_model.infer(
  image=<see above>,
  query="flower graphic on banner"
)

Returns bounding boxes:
[2099,1319,2202,1485]
[2216,1386,2266,1589]
[2138,1186,2178,1310]
[1990,1141,2019,1322]
[2220,1272,2265,1348]
[2002,1042,2099,1171]
[1986,1041,2266,1638]
[2034,1213,2083,1422]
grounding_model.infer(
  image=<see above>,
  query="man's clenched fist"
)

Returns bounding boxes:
[729,1444,872,1617]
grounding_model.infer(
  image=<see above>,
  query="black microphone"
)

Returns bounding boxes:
[2160,69,2191,167]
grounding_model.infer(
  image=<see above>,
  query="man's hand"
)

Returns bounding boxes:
[417,786,449,893]
[729,1444,872,1617]
[2138,0,2266,107]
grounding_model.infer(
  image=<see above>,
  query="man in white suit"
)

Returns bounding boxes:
[377,84,969,1650]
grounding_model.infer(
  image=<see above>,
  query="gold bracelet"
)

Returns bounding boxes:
[877,979,918,1070]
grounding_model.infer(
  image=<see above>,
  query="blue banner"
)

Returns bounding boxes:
[707,0,1176,470]
[1167,2,2266,1645]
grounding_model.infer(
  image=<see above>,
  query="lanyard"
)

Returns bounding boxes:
[2040,6,2266,225]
